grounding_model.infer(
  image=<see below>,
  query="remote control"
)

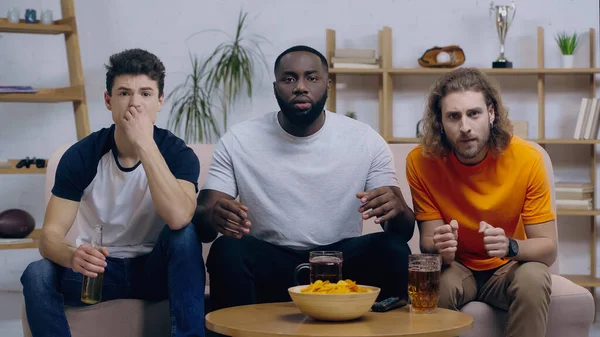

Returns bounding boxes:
[371,297,408,312]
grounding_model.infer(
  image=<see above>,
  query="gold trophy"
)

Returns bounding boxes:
[490,1,516,68]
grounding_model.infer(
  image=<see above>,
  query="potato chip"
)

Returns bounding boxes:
[300,279,373,294]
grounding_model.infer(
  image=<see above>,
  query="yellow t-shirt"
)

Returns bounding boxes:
[406,136,555,271]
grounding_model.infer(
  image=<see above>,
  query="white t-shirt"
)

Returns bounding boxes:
[202,111,399,250]
[52,125,200,258]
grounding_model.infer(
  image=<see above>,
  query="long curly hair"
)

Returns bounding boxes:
[421,67,513,158]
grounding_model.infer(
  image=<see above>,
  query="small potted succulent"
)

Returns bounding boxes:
[555,31,580,68]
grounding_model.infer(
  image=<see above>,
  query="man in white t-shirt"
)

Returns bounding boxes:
[20,49,205,337]
[194,45,415,311]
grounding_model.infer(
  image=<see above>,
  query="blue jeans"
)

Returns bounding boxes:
[21,224,206,337]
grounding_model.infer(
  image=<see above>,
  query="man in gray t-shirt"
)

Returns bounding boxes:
[193,45,415,311]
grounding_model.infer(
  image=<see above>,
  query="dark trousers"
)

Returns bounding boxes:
[206,232,410,311]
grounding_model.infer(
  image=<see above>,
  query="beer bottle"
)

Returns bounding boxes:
[80,224,104,304]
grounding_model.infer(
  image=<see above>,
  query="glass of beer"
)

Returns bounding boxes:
[294,251,343,285]
[408,254,442,313]
[81,224,104,304]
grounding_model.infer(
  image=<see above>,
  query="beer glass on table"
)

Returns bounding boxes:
[294,251,343,285]
[81,224,104,304]
[408,254,442,313]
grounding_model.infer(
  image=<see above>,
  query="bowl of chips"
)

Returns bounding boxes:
[288,279,380,321]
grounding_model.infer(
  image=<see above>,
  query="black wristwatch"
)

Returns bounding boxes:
[506,237,519,258]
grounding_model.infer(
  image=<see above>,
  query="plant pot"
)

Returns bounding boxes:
[562,54,574,68]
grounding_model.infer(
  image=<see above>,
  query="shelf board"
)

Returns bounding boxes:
[386,137,420,143]
[386,68,600,75]
[0,229,40,250]
[0,86,84,103]
[330,68,384,74]
[557,209,600,216]
[0,160,47,174]
[533,139,600,144]
[0,18,73,35]
[561,274,600,287]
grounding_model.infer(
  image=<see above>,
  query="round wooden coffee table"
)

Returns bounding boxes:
[206,302,473,337]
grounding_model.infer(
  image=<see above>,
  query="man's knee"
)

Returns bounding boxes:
[364,232,411,259]
[159,223,202,255]
[510,262,551,303]
[437,263,475,310]
[438,276,462,310]
[206,235,250,275]
[21,259,58,295]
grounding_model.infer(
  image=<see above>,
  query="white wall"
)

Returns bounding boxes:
[0,0,598,292]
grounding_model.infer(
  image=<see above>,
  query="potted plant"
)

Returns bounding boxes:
[167,9,268,143]
[167,55,220,143]
[555,31,579,68]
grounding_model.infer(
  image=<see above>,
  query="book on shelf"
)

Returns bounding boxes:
[332,63,380,69]
[334,48,376,58]
[0,86,38,93]
[0,237,33,245]
[556,198,593,210]
[573,97,600,139]
[555,181,594,201]
[331,56,378,64]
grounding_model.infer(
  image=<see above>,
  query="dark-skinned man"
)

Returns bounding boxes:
[193,45,415,311]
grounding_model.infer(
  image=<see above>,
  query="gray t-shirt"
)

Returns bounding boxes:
[202,110,400,249]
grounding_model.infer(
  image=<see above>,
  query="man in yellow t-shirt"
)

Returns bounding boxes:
[406,68,556,337]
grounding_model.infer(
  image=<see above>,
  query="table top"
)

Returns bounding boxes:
[205,302,473,337]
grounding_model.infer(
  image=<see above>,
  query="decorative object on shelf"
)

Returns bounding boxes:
[168,9,269,143]
[15,157,45,169]
[345,112,356,119]
[489,1,516,68]
[40,9,53,25]
[7,8,20,24]
[0,209,35,239]
[24,9,37,23]
[555,31,579,68]
[418,46,465,68]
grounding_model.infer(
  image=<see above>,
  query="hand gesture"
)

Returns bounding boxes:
[357,186,406,224]
[479,221,509,257]
[121,104,154,150]
[433,219,459,264]
[210,199,252,239]
[71,244,109,278]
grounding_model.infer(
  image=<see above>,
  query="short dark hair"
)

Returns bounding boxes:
[273,45,329,75]
[105,48,166,97]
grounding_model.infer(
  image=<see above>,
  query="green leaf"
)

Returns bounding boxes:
[555,30,580,55]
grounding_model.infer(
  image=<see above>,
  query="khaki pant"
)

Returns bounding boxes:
[438,261,552,337]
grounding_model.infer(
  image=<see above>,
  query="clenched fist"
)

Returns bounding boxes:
[433,219,459,265]
[479,221,509,258]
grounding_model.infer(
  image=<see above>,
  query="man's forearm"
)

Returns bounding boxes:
[138,142,195,229]
[383,210,416,242]
[419,236,455,265]
[512,237,557,266]
[39,228,76,268]
[192,204,218,243]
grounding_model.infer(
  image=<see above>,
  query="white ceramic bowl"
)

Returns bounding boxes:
[288,285,381,321]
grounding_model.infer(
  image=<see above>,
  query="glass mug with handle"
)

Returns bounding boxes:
[408,253,442,313]
[293,251,343,285]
